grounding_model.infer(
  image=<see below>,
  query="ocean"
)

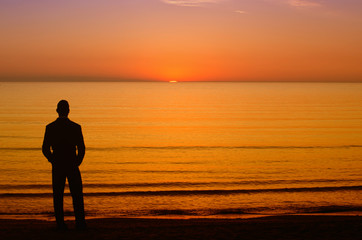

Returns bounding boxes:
[0,82,361,219]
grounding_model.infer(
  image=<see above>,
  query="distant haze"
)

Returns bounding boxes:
[1,0,362,82]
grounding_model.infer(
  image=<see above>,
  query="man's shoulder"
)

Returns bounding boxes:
[46,118,81,129]
[46,120,57,128]
[68,119,81,128]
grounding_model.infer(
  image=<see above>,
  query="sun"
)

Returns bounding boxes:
[169,81,178,83]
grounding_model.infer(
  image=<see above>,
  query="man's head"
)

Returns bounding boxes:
[56,100,70,117]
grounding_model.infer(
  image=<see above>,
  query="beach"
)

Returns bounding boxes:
[0,215,361,240]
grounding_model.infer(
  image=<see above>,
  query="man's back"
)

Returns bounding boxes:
[43,118,85,167]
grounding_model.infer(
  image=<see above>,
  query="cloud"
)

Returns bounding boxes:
[161,0,220,7]
[287,0,322,8]
[235,10,247,14]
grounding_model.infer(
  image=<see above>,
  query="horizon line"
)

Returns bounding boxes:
[1,80,362,83]
[1,75,362,83]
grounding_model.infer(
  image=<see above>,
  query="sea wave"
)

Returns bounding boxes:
[1,205,362,217]
[1,186,361,198]
[0,145,362,151]
[150,205,362,216]
[1,179,361,190]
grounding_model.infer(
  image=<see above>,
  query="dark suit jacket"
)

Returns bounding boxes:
[42,117,85,167]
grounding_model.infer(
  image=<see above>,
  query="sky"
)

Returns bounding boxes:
[0,0,362,82]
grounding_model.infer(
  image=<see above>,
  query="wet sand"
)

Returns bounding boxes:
[0,215,361,240]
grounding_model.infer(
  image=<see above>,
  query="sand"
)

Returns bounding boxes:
[0,215,361,240]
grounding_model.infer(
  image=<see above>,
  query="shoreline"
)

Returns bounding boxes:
[1,215,361,240]
[1,211,361,221]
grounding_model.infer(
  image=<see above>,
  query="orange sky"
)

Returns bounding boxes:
[1,0,362,82]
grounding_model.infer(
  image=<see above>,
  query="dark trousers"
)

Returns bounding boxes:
[52,166,85,225]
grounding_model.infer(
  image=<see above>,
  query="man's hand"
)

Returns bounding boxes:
[47,154,55,164]
[75,156,83,166]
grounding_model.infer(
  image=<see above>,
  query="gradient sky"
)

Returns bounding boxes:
[1,0,362,81]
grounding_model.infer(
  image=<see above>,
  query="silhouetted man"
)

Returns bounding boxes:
[42,100,86,230]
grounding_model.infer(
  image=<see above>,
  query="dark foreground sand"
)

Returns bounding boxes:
[0,215,361,240]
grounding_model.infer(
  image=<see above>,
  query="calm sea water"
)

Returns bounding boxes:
[0,82,361,219]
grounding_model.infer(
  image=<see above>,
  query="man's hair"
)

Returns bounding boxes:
[57,100,70,116]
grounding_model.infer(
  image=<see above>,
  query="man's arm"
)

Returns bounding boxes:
[76,125,85,166]
[42,126,54,163]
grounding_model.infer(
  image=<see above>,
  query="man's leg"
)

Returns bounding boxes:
[52,167,66,228]
[68,167,86,229]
